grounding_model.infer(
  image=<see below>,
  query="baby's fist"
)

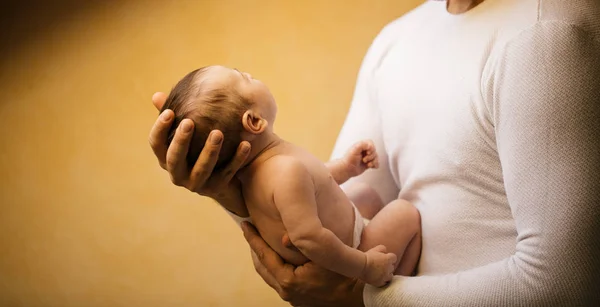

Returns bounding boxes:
[343,140,379,177]
[361,245,397,287]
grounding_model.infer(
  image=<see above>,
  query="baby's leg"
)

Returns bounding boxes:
[345,182,384,220]
[357,199,421,276]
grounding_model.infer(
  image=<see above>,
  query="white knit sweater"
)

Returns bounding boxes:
[329,0,600,305]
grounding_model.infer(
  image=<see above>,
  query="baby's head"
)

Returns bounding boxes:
[161,65,277,170]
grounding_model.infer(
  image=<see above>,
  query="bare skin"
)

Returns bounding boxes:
[446,0,485,14]
[234,3,487,305]
[151,90,364,304]
[149,5,480,305]
[149,92,251,217]
[239,139,397,286]
[149,63,421,301]
[169,65,419,286]
[149,81,420,304]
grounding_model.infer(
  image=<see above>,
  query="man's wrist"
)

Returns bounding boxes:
[212,193,249,217]
[352,280,366,307]
[340,277,366,307]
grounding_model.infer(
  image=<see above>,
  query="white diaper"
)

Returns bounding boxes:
[225,209,253,227]
[351,203,370,248]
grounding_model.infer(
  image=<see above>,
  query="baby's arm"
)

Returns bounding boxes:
[273,158,395,287]
[325,140,379,185]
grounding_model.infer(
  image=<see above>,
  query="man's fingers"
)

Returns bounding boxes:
[217,141,251,183]
[242,222,294,282]
[251,250,282,293]
[149,109,174,169]
[152,92,168,111]
[189,130,223,187]
[166,119,194,185]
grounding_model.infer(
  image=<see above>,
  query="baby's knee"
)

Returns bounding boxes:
[388,199,421,232]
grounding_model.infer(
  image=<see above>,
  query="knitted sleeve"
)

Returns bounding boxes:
[364,21,600,306]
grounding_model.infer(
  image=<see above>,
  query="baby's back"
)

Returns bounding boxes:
[240,141,356,266]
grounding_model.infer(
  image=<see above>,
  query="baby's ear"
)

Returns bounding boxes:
[242,110,268,135]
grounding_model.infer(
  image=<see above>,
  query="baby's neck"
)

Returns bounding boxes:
[236,132,285,179]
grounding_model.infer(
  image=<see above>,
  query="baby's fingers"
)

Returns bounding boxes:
[363,153,379,169]
[387,252,398,266]
[350,141,368,155]
[362,152,377,162]
[385,271,394,285]
[376,272,393,288]
[370,245,387,253]
[366,140,375,150]
[362,140,375,154]
[372,156,380,169]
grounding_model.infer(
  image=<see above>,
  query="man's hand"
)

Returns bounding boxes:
[242,222,365,307]
[148,92,251,216]
[342,140,379,178]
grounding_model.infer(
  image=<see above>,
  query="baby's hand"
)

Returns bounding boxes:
[343,140,379,178]
[361,245,397,287]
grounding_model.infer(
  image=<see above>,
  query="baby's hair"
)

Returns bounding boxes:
[161,66,251,171]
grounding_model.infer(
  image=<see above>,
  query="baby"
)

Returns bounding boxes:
[161,65,421,286]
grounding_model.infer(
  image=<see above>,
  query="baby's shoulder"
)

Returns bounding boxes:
[243,155,309,204]
[263,154,310,178]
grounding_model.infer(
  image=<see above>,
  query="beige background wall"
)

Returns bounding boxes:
[0,1,421,306]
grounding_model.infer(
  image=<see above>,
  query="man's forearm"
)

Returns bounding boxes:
[214,191,249,217]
